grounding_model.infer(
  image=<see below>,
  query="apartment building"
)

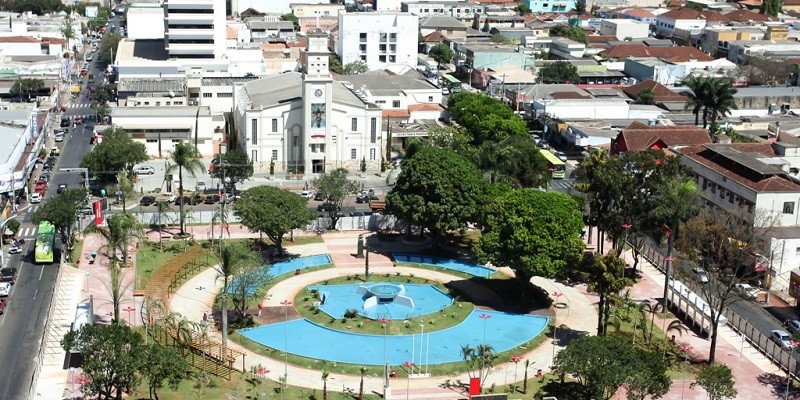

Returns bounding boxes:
[163,0,226,59]
[523,0,576,13]
[401,1,485,21]
[336,12,419,71]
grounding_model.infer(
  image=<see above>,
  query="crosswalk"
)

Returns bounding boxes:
[549,179,576,192]
[17,226,37,239]
[63,102,93,109]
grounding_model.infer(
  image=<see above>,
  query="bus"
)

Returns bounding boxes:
[34,221,55,264]
[441,74,462,94]
[540,150,567,179]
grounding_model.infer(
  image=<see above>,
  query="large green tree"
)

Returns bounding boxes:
[167,141,204,236]
[549,25,589,44]
[343,61,368,75]
[31,188,87,261]
[61,324,145,400]
[140,343,189,400]
[538,60,580,84]
[553,335,670,400]
[691,363,738,400]
[98,31,121,63]
[476,189,584,281]
[233,186,316,254]
[313,168,361,229]
[210,149,254,193]
[80,127,148,176]
[99,213,140,324]
[428,43,454,70]
[760,0,782,16]
[447,92,527,145]
[681,76,738,132]
[387,146,486,244]
[579,253,632,335]
[10,78,45,102]
[216,242,260,345]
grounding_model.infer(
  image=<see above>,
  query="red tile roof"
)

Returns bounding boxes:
[658,8,704,20]
[724,9,774,21]
[616,123,711,153]
[587,35,618,43]
[625,8,655,18]
[0,36,39,43]
[408,103,444,112]
[678,144,800,192]
[784,0,800,5]
[622,80,687,103]
[602,44,715,62]
[700,10,730,22]
[738,0,763,6]
[382,109,410,118]
[424,31,444,42]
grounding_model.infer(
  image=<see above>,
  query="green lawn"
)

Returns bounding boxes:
[135,241,219,290]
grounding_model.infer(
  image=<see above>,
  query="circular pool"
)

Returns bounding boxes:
[367,283,404,300]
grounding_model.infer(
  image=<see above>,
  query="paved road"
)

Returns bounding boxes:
[0,25,105,397]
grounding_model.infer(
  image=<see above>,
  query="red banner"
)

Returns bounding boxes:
[93,200,103,227]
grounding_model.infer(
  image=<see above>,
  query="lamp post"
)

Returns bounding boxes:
[479,313,491,344]
[680,343,691,400]
[511,355,524,393]
[379,317,390,397]
[621,223,632,254]
[786,340,799,400]
[256,366,269,398]
[123,305,135,326]
[551,291,562,367]
[280,299,292,395]
[403,361,415,400]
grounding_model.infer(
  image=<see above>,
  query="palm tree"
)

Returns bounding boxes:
[216,245,239,346]
[97,213,140,324]
[358,366,367,400]
[321,368,330,400]
[703,77,738,136]
[166,141,204,237]
[636,88,655,105]
[161,311,201,357]
[663,320,688,360]
[154,200,174,250]
[681,75,707,127]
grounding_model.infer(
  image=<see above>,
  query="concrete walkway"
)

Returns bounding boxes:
[169,231,597,399]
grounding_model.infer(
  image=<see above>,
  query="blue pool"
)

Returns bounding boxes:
[392,253,494,278]
[228,254,333,295]
[308,283,454,320]
[239,310,547,365]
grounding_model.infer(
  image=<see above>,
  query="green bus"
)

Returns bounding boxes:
[441,74,462,94]
[34,221,55,264]
[540,150,567,179]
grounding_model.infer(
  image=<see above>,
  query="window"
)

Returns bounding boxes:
[392,100,400,108]
[251,150,258,163]
[370,118,377,143]
[217,92,233,98]
[702,177,708,190]
[359,32,367,41]
[174,101,183,105]
[719,188,725,199]
[370,148,376,160]
[271,150,278,160]
[251,119,258,145]
[351,149,357,159]
[428,96,434,102]
[146,139,157,143]
[351,117,357,131]
[710,183,716,194]
[272,119,278,132]
[728,193,734,204]
[784,201,795,214]
[203,93,213,98]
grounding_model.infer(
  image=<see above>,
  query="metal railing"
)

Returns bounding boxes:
[28,252,66,399]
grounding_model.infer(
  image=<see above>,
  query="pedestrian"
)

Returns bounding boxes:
[202,312,208,324]
[257,303,262,317]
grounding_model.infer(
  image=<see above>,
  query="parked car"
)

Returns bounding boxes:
[771,329,794,349]
[195,181,206,192]
[691,267,710,284]
[133,165,155,175]
[786,319,800,334]
[317,203,339,212]
[30,193,42,203]
[74,115,83,125]
[8,245,21,255]
[38,173,50,183]
[539,142,551,150]
[356,193,379,203]
[203,195,218,205]
[139,196,156,206]
[555,151,568,162]
[0,282,10,296]
[50,146,60,156]
[313,192,326,201]
[56,183,68,194]
[0,267,18,283]
[733,283,759,300]
[300,190,314,199]
[60,118,70,127]
[54,133,64,142]
[175,195,202,206]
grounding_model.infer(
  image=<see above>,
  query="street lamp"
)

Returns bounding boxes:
[680,343,691,400]
[787,340,799,400]
[403,361,415,400]
[379,317,390,397]
[479,313,491,344]
[280,299,292,394]
[551,291,563,367]
[511,355,524,392]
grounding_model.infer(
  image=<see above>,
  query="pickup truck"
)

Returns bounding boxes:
[369,200,386,213]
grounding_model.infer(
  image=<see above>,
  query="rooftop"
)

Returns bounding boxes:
[623,79,687,103]
[419,15,468,29]
[111,106,212,118]
[334,70,438,96]
[617,121,711,152]
[117,78,186,93]
[602,44,715,62]
[242,72,369,109]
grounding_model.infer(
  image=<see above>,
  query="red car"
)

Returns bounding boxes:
[35,182,47,194]
[74,116,83,125]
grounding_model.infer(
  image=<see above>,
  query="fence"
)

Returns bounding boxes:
[167,257,213,294]
[28,249,66,400]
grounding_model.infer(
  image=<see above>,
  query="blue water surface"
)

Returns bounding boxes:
[392,253,494,278]
[238,310,547,365]
[228,254,333,295]
[308,283,454,320]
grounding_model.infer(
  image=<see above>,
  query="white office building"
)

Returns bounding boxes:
[336,12,419,71]
[163,0,226,59]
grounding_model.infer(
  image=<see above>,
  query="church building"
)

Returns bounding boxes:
[233,32,384,174]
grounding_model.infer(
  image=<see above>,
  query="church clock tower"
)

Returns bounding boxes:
[302,31,334,174]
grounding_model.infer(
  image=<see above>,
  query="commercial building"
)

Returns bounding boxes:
[163,0,226,60]
[336,12,419,71]
[598,19,650,40]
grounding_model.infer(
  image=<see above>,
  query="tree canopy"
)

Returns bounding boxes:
[210,149,254,192]
[31,188,87,261]
[579,253,633,335]
[554,335,671,400]
[0,0,65,14]
[233,185,316,253]
[80,127,148,176]
[538,60,580,84]
[428,43,454,68]
[447,92,527,145]
[476,189,584,281]
[760,0,781,16]
[11,78,45,102]
[549,25,589,44]
[98,31,121,63]
[342,61,368,75]
[387,146,486,243]
[691,363,738,400]
[313,168,361,229]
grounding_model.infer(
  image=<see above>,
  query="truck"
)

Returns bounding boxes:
[369,200,386,213]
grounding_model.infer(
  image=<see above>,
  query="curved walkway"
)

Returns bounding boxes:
[169,231,597,399]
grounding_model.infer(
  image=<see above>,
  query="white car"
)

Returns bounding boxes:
[555,151,568,162]
[0,282,11,297]
[733,283,759,300]
[54,133,64,142]
[30,193,42,203]
[8,246,21,255]
[691,267,710,284]
[300,190,314,199]
[133,165,155,175]
[771,330,794,350]
[195,181,207,191]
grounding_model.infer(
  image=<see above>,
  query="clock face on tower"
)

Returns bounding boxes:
[314,89,323,98]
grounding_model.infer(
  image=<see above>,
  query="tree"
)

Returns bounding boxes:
[428,43,454,70]
[342,61,368,74]
[329,54,343,74]
[516,3,531,14]
[538,60,580,84]
[99,213,140,324]
[216,242,260,345]
[358,366,367,400]
[677,207,775,363]
[691,363,738,400]
[574,0,587,13]
[61,324,144,400]
[578,253,633,335]
[80,127,148,176]
[476,189,584,282]
[280,13,299,30]
[61,18,76,52]
[210,149,254,194]
[313,168,360,229]
[153,200,174,250]
[703,77,738,134]
[636,88,655,105]
[554,335,670,400]
[447,92,527,145]
[461,344,498,392]
[549,25,589,45]
[321,368,330,400]
[233,186,315,254]
[31,188,87,261]
[166,141,204,236]
[760,0,782,16]
[98,31,121,63]
[387,146,486,244]
[140,343,189,400]
[10,78,45,102]
[682,75,707,127]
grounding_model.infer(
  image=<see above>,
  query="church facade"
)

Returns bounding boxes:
[233,32,384,174]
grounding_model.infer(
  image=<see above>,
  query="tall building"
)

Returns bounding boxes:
[163,0,226,59]
[336,12,419,71]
